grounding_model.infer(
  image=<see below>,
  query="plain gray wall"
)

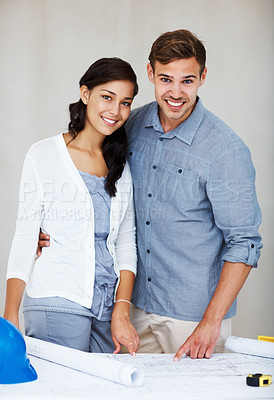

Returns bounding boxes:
[0,0,273,337]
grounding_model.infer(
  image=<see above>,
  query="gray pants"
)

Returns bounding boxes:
[24,310,115,353]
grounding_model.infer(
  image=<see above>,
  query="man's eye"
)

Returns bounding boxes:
[161,78,171,83]
[183,80,192,84]
[103,95,111,100]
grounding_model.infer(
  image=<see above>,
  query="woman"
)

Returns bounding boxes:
[4,57,139,355]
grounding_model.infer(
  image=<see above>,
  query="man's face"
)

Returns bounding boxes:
[147,57,207,132]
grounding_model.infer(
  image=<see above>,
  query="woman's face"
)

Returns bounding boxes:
[81,80,134,136]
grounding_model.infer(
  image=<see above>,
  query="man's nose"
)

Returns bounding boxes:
[170,83,182,99]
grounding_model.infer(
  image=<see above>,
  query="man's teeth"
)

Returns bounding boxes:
[103,117,116,124]
[167,100,184,107]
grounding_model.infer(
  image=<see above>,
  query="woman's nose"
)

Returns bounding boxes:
[108,102,120,116]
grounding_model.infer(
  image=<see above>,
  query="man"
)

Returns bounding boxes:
[39,29,262,359]
[124,29,262,360]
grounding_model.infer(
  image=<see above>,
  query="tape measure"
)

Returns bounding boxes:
[246,374,272,387]
[258,335,274,343]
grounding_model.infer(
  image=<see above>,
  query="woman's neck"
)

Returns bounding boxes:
[70,129,105,153]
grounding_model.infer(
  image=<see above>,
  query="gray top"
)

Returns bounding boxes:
[24,171,117,321]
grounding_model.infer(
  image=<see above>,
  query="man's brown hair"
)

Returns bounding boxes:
[148,29,206,76]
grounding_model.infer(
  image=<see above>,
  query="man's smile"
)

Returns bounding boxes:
[165,99,186,110]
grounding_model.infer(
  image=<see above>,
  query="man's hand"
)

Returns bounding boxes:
[111,302,139,356]
[173,318,221,360]
[36,230,50,257]
[174,262,251,361]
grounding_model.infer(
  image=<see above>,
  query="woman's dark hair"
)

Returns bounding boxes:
[68,57,138,197]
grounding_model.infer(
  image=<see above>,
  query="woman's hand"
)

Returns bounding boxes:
[3,312,20,330]
[111,302,139,355]
[3,278,26,332]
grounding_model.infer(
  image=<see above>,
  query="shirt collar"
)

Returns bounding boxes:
[144,97,205,145]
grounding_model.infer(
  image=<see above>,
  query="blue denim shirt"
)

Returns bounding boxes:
[125,98,262,321]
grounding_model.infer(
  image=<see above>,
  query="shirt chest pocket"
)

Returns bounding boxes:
[160,162,197,207]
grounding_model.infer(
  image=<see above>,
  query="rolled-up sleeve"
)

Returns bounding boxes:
[206,139,262,267]
[6,154,44,282]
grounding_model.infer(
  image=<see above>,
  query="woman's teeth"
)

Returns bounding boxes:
[102,117,116,125]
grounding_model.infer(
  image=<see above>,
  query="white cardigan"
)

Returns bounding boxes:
[6,134,137,308]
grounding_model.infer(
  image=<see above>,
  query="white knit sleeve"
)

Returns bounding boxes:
[6,154,44,283]
[114,164,137,275]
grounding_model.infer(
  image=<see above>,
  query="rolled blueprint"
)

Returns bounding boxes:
[225,336,274,359]
[25,336,144,386]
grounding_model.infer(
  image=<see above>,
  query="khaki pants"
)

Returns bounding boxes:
[127,304,231,354]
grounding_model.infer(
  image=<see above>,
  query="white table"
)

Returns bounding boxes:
[1,353,274,399]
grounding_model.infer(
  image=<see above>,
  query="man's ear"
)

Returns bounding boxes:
[80,85,90,105]
[199,66,207,87]
[147,63,155,83]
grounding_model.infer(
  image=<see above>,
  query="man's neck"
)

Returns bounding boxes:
[158,98,198,133]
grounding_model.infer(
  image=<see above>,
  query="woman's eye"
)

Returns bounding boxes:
[103,95,111,101]
[122,101,131,107]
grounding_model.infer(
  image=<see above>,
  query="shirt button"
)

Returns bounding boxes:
[251,244,255,248]
[152,165,157,169]
[112,228,115,231]
[148,193,152,197]
[159,137,164,141]
[146,249,150,254]
[146,221,150,225]
[148,277,151,282]
[178,169,182,173]
[129,152,132,156]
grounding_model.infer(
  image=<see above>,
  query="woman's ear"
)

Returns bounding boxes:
[80,85,90,105]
